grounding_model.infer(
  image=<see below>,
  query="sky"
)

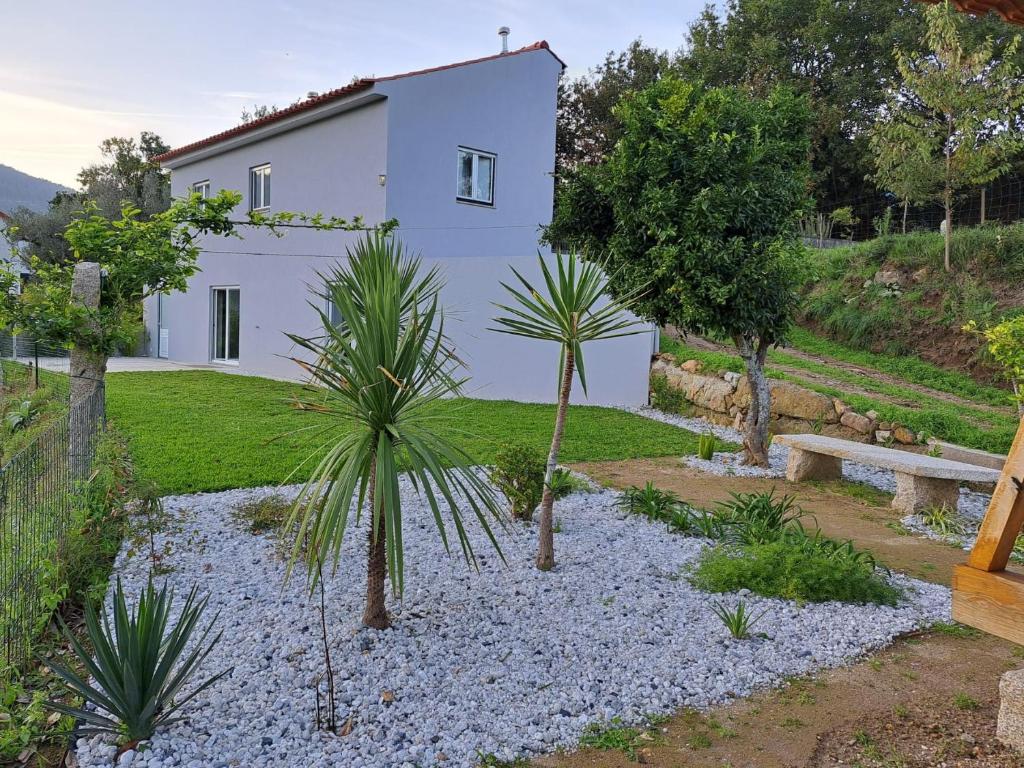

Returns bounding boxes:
[1,1,713,187]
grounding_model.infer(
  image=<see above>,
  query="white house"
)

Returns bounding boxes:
[147,38,655,405]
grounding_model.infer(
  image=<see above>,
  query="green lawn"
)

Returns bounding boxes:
[107,371,704,495]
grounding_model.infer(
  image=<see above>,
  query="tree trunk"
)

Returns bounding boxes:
[536,347,575,572]
[362,456,389,629]
[902,200,908,235]
[944,117,953,273]
[981,186,987,225]
[1013,379,1024,419]
[944,185,953,273]
[736,336,771,467]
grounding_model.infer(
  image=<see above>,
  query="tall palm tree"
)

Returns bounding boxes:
[286,234,504,629]
[492,252,642,570]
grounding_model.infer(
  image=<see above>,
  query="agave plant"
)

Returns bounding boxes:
[492,251,642,570]
[286,233,504,629]
[44,579,228,743]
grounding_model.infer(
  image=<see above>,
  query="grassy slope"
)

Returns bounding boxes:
[107,371,704,495]
[659,333,1018,454]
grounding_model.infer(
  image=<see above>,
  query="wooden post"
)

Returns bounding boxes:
[953,416,1024,644]
[69,262,105,478]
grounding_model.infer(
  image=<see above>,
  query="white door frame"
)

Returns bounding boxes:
[210,285,240,364]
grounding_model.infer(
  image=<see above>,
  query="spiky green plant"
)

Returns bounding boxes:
[492,251,642,570]
[711,600,766,639]
[285,233,504,628]
[716,489,808,545]
[43,579,228,743]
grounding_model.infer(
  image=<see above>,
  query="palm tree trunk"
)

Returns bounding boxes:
[536,347,575,571]
[362,456,389,629]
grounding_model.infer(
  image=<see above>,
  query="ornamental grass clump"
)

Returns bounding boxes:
[44,578,229,743]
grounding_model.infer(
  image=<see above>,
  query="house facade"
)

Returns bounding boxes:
[148,41,655,405]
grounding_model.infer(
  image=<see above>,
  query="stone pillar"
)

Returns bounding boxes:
[69,262,105,478]
[891,472,959,514]
[785,447,842,482]
[997,667,1024,753]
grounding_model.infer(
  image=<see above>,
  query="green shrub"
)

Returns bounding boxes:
[649,372,689,414]
[489,442,545,521]
[691,536,900,605]
[617,481,681,521]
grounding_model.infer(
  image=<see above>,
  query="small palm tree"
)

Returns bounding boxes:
[492,251,642,570]
[286,234,504,629]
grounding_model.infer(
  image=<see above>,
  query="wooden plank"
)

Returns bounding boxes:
[952,565,1024,645]
[968,417,1024,572]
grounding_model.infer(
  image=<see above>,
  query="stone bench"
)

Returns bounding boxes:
[773,434,1001,514]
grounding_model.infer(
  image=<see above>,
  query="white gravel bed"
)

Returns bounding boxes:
[619,405,995,517]
[76,479,949,768]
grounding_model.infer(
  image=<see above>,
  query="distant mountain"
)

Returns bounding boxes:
[0,164,71,215]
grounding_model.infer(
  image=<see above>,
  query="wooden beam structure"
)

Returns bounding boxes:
[953,418,1024,644]
[919,0,1024,26]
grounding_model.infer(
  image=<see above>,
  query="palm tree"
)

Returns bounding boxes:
[286,233,504,629]
[492,252,642,570]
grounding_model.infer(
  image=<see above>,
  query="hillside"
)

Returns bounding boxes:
[800,225,1024,386]
[0,164,69,214]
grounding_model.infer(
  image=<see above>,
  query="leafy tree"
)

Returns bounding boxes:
[556,40,670,173]
[0,192,383,402]
[492,252,641,570]
[871,2,1024,270]
[965,315,1024,415]
[868,127,941,234]
[548,79,812,466]
[285,234,504,628]
[6,133,172,264]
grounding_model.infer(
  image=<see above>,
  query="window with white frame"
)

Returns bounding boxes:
[250,164,271,210]
[456,147,494,205]
[192,180,210,199]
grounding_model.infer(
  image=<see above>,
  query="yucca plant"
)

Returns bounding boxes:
[711,600,766,640]
[43,579,228,743]
[492,251,642,570]
[286,233,504,629]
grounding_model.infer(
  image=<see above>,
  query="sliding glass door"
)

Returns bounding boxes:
[211,287,240,363]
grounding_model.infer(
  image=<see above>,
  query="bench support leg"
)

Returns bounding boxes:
[785,448,842,482]
[892,472,959,514]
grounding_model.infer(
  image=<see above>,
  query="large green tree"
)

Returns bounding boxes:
[548,79,812,465]
[870,1,1024,271]
[6,132,172,264]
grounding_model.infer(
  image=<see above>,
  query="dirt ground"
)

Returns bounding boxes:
[529,457,1024,768]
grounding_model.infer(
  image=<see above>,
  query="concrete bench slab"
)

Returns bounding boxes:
[773,434,1001,514]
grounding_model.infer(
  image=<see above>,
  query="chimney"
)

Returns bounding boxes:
[498,26,510,54]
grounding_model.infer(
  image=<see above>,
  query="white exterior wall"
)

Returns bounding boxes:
[146,49,653,405]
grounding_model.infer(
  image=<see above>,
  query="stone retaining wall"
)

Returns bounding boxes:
[651,353,922,446]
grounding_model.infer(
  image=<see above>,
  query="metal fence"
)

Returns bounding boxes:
[0,365,104,670]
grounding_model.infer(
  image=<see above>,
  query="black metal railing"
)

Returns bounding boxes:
[0,368,103,670]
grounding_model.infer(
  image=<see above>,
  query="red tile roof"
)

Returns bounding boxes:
[154,41,564,164]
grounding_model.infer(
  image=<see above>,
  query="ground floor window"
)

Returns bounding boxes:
[211,286,240,362]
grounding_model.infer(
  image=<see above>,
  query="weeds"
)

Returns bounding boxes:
[711,600,766,639]
[579,716,663,761]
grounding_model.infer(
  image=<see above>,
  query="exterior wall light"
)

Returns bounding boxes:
[378,174,387,186]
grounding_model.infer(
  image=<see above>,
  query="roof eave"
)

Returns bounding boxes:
[158,89,385,169]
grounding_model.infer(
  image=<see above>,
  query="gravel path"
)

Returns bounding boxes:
[76,479,949,768]
[619,406,994,519]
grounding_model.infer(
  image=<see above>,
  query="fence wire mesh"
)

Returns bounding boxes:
[0,359,103,670]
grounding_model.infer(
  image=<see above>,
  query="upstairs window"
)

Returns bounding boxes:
[192,180,210,199]
[250,164,271,210]
[457,147,494,205]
